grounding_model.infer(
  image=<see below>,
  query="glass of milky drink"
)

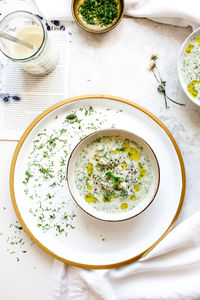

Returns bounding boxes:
[0,11,58,75]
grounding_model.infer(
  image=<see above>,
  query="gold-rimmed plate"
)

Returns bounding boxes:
[10,95,185,269]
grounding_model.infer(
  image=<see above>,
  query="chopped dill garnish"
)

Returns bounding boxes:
[79,0,118,26]
[39,167,54,179]
[84,106,94,116]
[22,170,33,184]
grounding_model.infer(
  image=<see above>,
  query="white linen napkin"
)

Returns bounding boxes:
[49,210,200,300]
[34,0,200,29]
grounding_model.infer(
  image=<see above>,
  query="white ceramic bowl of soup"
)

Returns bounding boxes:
[177,27,200,107]
[67,129,160,222]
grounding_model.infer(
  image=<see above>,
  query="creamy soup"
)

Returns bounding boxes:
[75,136,153,213]
[181,37,200,101]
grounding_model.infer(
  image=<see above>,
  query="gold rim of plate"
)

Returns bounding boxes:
[10,94,186,269]
[71,0,124,34]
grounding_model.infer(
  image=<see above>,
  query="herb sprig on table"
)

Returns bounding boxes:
[78,0,118,26]
[149,53,185,108]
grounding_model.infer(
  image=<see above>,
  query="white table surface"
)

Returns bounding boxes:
[1,14,200,300]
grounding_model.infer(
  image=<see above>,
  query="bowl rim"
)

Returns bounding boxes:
[177,26,200,107]
[71,0,124,34]
[66,128,160,222]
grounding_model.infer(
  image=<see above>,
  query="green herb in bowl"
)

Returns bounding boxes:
[72,0,124,33]
[79,0,118,26]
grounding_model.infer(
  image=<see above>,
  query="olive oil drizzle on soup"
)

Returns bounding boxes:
[75,136,153,213]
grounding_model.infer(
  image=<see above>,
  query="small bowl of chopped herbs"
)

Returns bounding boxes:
[72,0,124,33]
[67,129,160,222]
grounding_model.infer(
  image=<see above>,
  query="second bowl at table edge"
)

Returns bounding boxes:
[177,26,200,107]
